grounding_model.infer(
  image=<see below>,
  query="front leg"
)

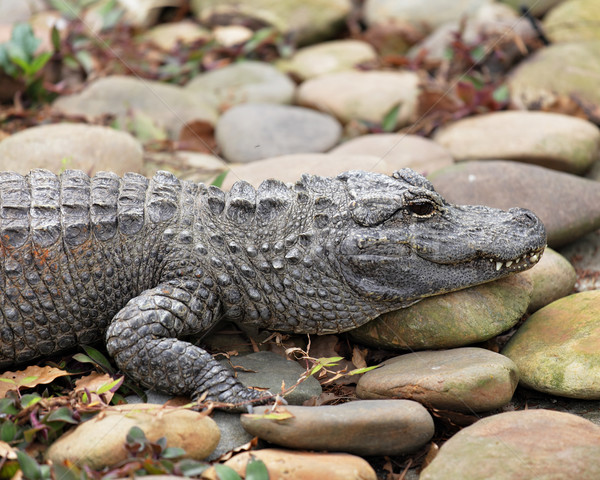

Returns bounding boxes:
[105,279,268,406]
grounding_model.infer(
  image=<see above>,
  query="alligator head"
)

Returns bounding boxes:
[335,169,546,306]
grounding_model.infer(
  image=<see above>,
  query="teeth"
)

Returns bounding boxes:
[488,248,543,271]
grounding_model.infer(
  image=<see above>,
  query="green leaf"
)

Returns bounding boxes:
[39,464,51,480]
[74,50,94,75]
[245,410,294,421]
[0,46,17,75]
[11,23,39,59]
[72,353,94,364]
[470,45,486,63]
[382,104,400,132]
[29,52,52,76]
[0,398,19,415]
[16,451,41,480]
[126,110,167,143]
[21,376,40,385]
[245,457,269,480]
[156,436,167,451]
[162,447,186,459]
[178,459,209,476]
[96,376,123,394]
[46,407,78,425]
[51,463,81,480]
[21,394,42,408]
[48,0,82,19]
[242,27,275,54]
[79,345,114,373]
[492,84,509,103]
[51,26,61,52]
[214,464,243,480]
[6,44,29,68]
[348,364,380,375]
[1,420,17,442]
[126,426,147,443]
[0,459,20,479]
[0,378,17,384]
[210,170,229,188]
[463,75,484,90]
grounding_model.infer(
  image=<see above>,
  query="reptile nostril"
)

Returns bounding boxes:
[509,208,539,228]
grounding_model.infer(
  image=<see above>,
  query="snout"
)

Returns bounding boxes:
[508,207,546,236]
[507,207,547,254]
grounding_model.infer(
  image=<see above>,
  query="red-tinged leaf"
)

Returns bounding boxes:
[46,406,78,424]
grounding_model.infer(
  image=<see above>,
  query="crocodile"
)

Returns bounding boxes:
[0,168,545,405]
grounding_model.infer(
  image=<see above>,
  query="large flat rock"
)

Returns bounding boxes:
[241,400,434,456]
[433,111,600,174]
[420,409,600,480]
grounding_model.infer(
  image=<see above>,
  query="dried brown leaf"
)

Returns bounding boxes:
[351,345,368,370]
[421,442,440,471]
[0,440,17,460]
[74,372,117,404]
[177,120,217,153]
[74,372,112,392]
[0,365,71,398]
[164,396,194,408]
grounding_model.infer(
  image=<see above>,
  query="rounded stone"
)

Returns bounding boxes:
[498,0,564,16]
[433,111,600,174]
[560,229,600,292]
[224,351,322,405]
[296,70,419,128]
[350,274,532,351]
[277,40,377,80]
[141,20,210,50]
[224,449,377,480]
[420,409,600,480]
[220,153,389,190]
[186,61,296,110]
[330,133,454,176]
[207,411,254,461]
[215,104,342,163]
[508,40,600,110]
[241,400,434,456]
[0,123,143,175]
[502,290,600,399]
[45,404,220,469]
[356,348,519,413]
[544,0,600,43]
[429,160,600,248]
[191,0,352,46]
[0,0,41,24]
[364,0,492,32]
[409,3,535,62]
[519,247,576,312]
[52,75,218,139]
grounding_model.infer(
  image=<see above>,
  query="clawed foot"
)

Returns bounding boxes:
[194,387,285,412]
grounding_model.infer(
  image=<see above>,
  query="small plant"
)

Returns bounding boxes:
[0,23,53,102]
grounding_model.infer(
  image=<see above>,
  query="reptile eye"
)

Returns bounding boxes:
[407,201,435,217]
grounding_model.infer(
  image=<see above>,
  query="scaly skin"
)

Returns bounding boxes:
[0,168,546,405]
